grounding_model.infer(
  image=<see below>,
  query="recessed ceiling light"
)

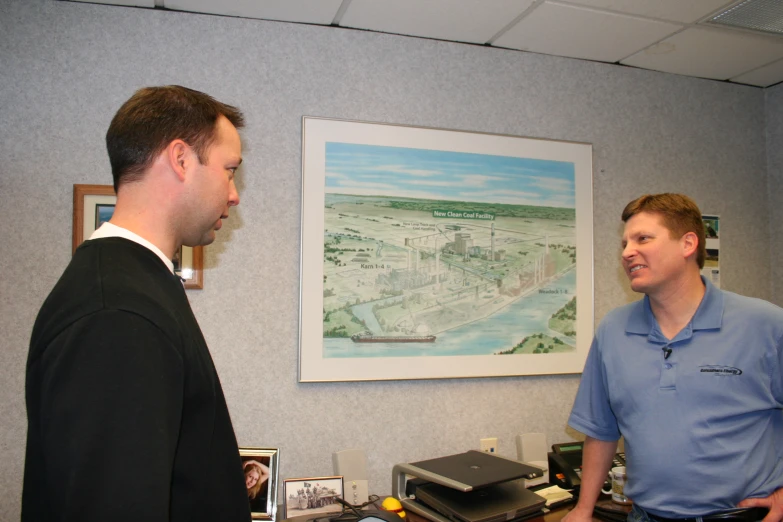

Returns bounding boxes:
[706,0,783,36]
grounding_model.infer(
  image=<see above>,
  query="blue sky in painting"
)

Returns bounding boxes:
[325,142,575,208]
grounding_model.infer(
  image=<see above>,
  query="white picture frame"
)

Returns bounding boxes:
[299,117,593,382]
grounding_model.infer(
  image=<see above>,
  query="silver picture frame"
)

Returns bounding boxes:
[240,447,280,520]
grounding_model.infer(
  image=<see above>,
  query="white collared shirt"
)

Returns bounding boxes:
[89,222,175,274]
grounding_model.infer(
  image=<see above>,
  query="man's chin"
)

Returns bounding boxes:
[200,232,216,246]
[628,279,647,294]
[182,233,216,248]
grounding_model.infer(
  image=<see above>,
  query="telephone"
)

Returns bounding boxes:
[547,442,626,492]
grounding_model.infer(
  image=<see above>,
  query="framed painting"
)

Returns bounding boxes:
[701,214,720,288]
[72,184,204,289]
[283,476,343,520]
[299,117,593,382]
[240,447,280,521]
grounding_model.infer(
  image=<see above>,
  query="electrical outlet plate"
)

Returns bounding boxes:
[480,437,498,454]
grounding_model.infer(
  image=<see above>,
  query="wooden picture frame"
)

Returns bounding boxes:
[72,184,204,289]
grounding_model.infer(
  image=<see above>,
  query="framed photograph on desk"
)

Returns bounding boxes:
[240,447,280,520]
[299,117,594,382]
[283,476,344,520]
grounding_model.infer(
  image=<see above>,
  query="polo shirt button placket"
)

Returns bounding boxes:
[660,344,677,389]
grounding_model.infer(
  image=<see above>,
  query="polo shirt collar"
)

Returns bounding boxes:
[625,276,723,336]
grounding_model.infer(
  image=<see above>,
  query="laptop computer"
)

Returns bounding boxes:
[409,450,545,491]
[414,479,546,522]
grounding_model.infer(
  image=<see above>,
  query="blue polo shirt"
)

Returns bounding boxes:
[569,278,783,517]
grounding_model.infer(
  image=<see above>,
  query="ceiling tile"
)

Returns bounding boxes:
[340,0,536,44]
[730,58,783,87]
[494,2,682,63]
[69,0,155,7]
[163,0,343,24]
[622,26,783,81]
[558,0,735,23]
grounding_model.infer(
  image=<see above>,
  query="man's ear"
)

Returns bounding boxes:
[166,139,192,182]
[681,231,698,260]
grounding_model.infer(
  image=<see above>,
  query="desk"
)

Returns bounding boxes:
[406,507,569,522]
[279,496,632,522]
[405,497,631,522]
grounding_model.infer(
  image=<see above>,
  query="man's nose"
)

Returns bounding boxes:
[228,179,240,207]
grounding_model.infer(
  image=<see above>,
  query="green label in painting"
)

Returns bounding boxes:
[432,209,495,220]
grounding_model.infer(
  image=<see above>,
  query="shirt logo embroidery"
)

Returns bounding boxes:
[699,365,742,376]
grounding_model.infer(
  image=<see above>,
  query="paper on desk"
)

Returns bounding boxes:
[533,485,573,506]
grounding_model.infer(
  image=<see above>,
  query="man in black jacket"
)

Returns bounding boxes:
[23,86,250,522]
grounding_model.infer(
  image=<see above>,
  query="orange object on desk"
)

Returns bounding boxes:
[381,497,407,519]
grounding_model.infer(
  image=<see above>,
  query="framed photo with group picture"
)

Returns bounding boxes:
[240,447,280,520]
[72,184,204,289]
[283,476,344,519]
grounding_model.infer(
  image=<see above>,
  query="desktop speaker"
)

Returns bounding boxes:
[516,433,549,486]
[333,448,370,505]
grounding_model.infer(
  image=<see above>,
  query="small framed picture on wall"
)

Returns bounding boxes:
[72,184,204,289]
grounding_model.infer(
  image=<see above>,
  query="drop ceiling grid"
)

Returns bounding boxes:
[622,26,783,81]
[494,2,683,63]
[339,0,536,44]
[554,0,738,24]
[62,0,783,86]
[732,58,783,86]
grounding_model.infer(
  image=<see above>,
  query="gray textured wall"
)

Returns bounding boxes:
[766,83,783,307]
[0,0,775,518]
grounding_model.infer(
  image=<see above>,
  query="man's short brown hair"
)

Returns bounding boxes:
[106,85,245,191]
[621,193,706,269]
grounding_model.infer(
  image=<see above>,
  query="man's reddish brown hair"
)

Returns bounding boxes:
[621,193,706,269]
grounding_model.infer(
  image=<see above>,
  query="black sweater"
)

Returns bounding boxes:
[23,238,250,522]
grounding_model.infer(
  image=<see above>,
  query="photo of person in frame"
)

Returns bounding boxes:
[243,456,271,514]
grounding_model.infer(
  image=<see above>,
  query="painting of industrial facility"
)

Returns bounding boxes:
[299,118,592,381]
[321,142,578,359]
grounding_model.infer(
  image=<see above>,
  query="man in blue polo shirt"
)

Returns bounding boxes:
[564,194,783,522]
